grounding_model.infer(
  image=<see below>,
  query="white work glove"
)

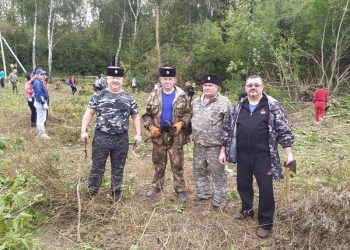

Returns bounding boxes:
[134,134,142,146]
[43,103,49,110]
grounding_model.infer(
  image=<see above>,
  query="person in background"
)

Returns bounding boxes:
[313,84,329,124]
[142,66,192,203]
[0,69,5,88]
[81,66,142,202]
[8,69,18,94]
[68,75,77,95]
[184,81,195,101]
[99,74,107,90]
[131,77,138,92]
[220,75,294,238]
[32,68,50,139]
[24,73,36,127]
[191,74,231,211]
[94,76,101,92]
[154,82,161,92]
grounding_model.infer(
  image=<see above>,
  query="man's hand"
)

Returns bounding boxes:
[173,122,183,135]
[43,103,49,110]
[218,146,227,165]
[134,134,142,146]
[81,132,88,141]
[150,126,161,138]
[284,147,294,165]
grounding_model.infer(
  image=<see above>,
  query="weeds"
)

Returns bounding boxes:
[1,82,350,249]
[0,171,46,249]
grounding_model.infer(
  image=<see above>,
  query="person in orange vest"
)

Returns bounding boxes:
[313,85,329,124]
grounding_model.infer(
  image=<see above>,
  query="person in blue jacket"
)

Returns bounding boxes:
[33,68,50,139]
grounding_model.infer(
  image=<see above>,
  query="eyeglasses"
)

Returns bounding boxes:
[246,83,262,88]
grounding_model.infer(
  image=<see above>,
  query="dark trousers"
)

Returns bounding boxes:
[27,100,37,126]
[70,86,77,95]
[89,130,129,193]
[0,78,4,87]
[237,151,274,229]
[11,81,18,93]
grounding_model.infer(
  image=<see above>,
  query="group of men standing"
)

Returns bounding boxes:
[80,65,295,238]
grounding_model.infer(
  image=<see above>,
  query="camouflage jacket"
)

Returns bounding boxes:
[88,89,138,134]
[192,94,231,147]
[142,86,192,145]
[221,93,294,179]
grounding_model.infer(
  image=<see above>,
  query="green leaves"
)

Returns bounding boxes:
[0,172,45,249]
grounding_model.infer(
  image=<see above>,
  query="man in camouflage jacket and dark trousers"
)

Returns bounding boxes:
[219,75,294,238]
[81,66,142,202]
[142,66,191,203]
[192,74,231,210]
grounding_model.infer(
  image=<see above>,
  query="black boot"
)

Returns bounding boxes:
[112,191,121,202]
[146,187,161,197]
[176,192,187,203]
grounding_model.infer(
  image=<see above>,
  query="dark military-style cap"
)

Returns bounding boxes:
[107,66,124,77]
[159,67,176,77]
[202,73,220,85]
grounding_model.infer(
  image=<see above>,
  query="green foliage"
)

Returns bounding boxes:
[1,0,350,96]
[227,190,238,201]
[0,171,45,249]
[154,202,185,213]
[129,244,141,250]
[48,153,60,162]
[122,173,136,196]
[0,136,23,151]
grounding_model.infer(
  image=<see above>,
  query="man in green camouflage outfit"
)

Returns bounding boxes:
[142,66,191,203]
[191,74,231,210]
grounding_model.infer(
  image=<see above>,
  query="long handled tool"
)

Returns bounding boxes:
[284,160,297,203]
[76,140,88,242]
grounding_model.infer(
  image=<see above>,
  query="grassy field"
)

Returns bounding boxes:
[0,79,350,249]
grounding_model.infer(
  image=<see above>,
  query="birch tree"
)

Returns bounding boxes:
[115,10,127,66]
[155,2,161,67]
[47,0,56,80]
[32,0,37,70]
[127,0,142,42]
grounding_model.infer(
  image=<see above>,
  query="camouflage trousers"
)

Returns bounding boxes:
[150,135,186,192]
[193,144,228,207]
[88,130,129,193]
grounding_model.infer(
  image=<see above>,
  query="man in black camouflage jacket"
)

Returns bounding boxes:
[81,66,142,202]
[219,75,294,238]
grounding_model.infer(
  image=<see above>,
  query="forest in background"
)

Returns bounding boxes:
[0,0,349,96]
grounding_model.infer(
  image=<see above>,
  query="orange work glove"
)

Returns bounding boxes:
[150,125,161,138]
[173,122,183,135]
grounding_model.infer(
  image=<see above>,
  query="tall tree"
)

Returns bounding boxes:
[128,0,142,42]
[32,0,38,70]
[115,10,127,66]
[154,0,161,67]
[47,0,55,79]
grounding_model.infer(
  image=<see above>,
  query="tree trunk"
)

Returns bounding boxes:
[155,4,161,68]
[0,31,7,76]
[47,0,55,82]
[127,0,141,42]
[32,0,37,71]
[328,0,349,91]
[115,10,126,66]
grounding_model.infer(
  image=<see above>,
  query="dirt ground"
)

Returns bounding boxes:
[1,84,349,249]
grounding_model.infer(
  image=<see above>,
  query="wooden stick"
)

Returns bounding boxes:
[285,167,291,203]
[76,174,82,243]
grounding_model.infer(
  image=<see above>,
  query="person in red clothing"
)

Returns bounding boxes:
[313,85,329,123]
[24,73,36,127]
